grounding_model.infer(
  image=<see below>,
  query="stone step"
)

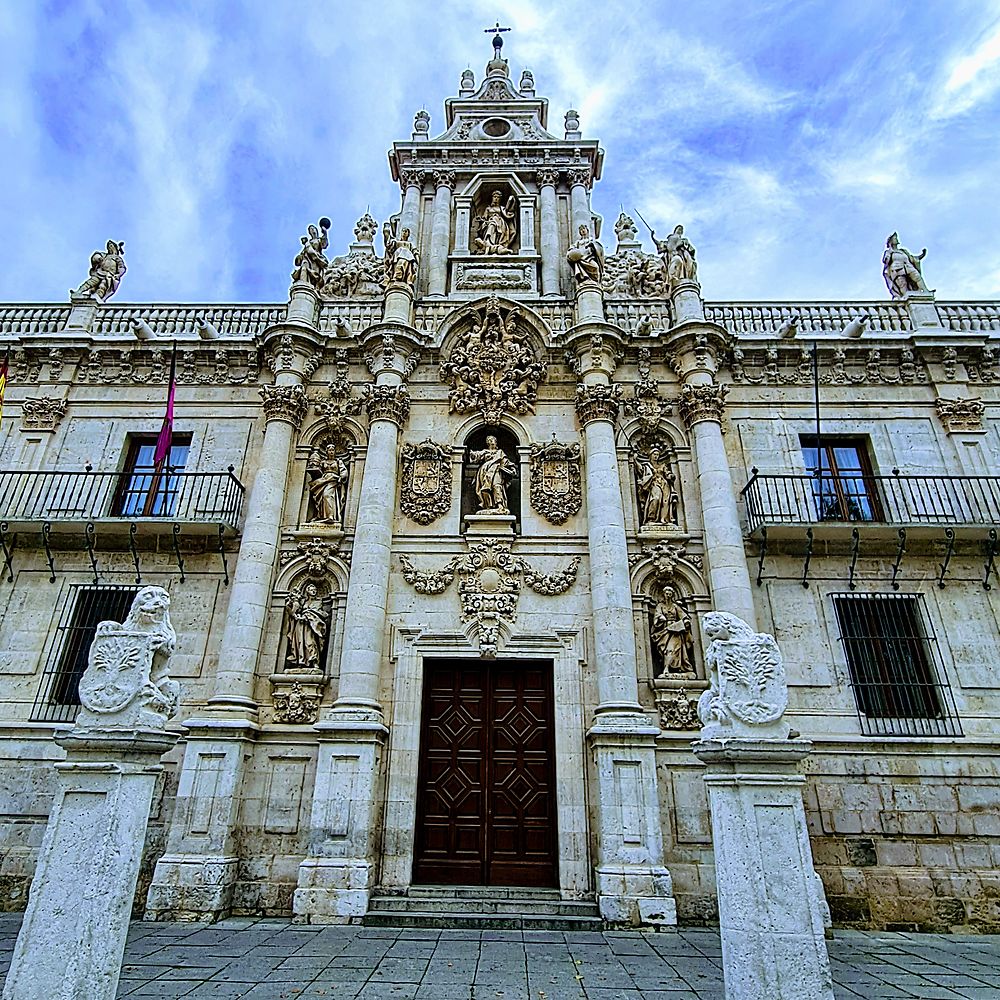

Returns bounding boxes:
[370,896,597,917]
[362,909,604,931]
[406,886,565,902]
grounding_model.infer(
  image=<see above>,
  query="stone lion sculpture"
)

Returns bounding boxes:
[697,611,789,740]
[76,586,179,730]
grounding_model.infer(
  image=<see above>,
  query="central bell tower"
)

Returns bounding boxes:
[387,33,603,299]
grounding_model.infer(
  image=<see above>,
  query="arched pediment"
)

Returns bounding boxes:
[435,294,550,353]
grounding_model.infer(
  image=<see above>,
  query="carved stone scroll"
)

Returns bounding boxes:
[400,439,453,525]
[528,436,582,525]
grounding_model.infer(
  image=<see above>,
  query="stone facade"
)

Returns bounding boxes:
[0,45,999,933]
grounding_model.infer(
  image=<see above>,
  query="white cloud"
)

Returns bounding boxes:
[932,22,1000,118]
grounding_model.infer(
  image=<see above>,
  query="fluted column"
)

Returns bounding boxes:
[427,169,455,296]
[568,167,592,236]
[538,168,561,296]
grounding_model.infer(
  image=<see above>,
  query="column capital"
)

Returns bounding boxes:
[575,381,623,425]
[360,325,424,380]
[400,166,426,190]
[567,166,592,189]
[364,383,411,427]
[663,323,729,380]
[565,324,625,378]
[536,167,561,187]
[677,382,728,429]
[433,169,457,191]
[259,383,308,427]
[261,328,323,380]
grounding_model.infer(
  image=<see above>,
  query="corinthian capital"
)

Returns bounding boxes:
[575,382,623,425]
[567,167,592,189]
[260,383,308,428]
[433,169,457,191]
[400,166,426,190]
[677,383,728,428]
[364,383,411,427]
[536,167,560,187]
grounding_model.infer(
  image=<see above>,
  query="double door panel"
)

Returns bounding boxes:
[413,659,557,887]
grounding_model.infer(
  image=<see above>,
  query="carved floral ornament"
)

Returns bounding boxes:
[676,383,728,429]
[528,436,582,525]
[729,342,928,386]
[273,681,322,725]
[363,383,411,426]
[657,690,701,732]
[19,396,68,432]
[400,439,453,525]
[440,294,547,424]
[311,352,363,441]
[622,347,672,431]
[280,536,342,579]
[574,382,623,425]
[935,396,986,433]
[399,540,580,658]
[260,383,309,428]
[267,334,322,380]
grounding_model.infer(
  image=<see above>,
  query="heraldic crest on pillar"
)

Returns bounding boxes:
[400,438,453,524]
[440,293,547,423]
[529,435,582,524]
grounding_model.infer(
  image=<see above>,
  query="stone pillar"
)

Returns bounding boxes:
[537,169,561,296]
[398,168,424,241]
[3,589,179,1000]
[294,326,419,922]
[904,290,943,330]
[145,326,319,921]
[669,310,758,629]
[568,167,592,236]
[566,316,676,928]
[427,169,455,296]
[692,611,834,1000]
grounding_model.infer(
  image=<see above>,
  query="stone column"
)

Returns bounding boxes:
[568,167,592,236]
[692,611,834,1000]
[3,589,179,1000]
[538,168,561,296]
[145,324,320,921]
[566,307,676,928]
[398,168,424,242]
[427,169,455,296]
[669,307,758,630]
[294,326,420,922]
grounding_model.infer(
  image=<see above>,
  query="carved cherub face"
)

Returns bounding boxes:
[401,227,411,239]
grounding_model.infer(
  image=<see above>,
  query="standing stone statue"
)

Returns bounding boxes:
[469,434,518,513]
[292,217,331,289]
[635,454,679,526]
[882,232,929,298]
[75,240,127,301]
[284,582,328,671]
[383,219,419,287]
[653,224,697,288]
[614,211,639,244]
[2,587,179,1000]
[650,586,694,676]
[306,444,348,525]
[566,224,606,284]
[474,190,518,255]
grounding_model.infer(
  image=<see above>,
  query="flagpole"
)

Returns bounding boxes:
[813,340,823,519]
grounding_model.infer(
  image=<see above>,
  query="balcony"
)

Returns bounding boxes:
[0,468,244,536]
[742,471,1000,538]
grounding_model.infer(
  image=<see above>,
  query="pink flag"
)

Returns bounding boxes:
[153,343,177,466]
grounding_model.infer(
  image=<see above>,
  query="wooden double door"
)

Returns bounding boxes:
[413,659,558,888]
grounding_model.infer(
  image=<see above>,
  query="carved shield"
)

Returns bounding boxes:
[78,628,154,714]
[400,440,452,526]
[714,633,788,725]
[529,439,582,525]
[411,456,441,497]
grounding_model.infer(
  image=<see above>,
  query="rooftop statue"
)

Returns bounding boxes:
[615,212,639,243]
[292,218,331,290]
[566,224,605,285]
[474,191,518,255]
[882,232,929,298]
[383,219,419,287]
[75,240,126,301]
[354,212,378,244]
[652,224,698,289]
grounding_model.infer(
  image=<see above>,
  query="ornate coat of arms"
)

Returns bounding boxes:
[400,439,452,525]
[439,293,547,423]
[528,436,582,525]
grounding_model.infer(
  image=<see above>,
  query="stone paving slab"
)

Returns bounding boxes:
[0,914,998,999]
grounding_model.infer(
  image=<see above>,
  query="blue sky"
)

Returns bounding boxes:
[2,1,999,303]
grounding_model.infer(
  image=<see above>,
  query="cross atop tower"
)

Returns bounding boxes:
[484,21,511,57]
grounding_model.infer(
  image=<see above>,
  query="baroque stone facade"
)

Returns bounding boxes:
[0,39,999,940]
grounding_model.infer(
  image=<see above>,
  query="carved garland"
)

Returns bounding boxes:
[528,437,582,525]
[400,439,453,525]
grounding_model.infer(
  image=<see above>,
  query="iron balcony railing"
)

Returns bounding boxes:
[0,467,245,531]
[742,471,1000,534]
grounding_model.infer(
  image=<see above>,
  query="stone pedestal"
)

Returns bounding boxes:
[383,283,414,325]
[904,291,941,329]
[464,512,516,538]
[692,737,834,1000]
[65,291,99,332]
[573,280,605,324]
[287,282,321,325]
[671,280,704,324]
[2,727,177,1000]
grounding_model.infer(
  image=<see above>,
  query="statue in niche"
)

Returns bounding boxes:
[75,240,127,301]
[635,447,679,526]
[651,586,695,677]
[469,434,518,514]
[284,582,328,671]
[652,224,697,287]
[383,219,419,286]
[306,444,349,525]
[882,232,929,299]
[292,218,331,289]
[566,224,605,284]
[474,190,518,255]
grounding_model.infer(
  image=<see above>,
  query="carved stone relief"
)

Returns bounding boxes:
[574,382,622,425]
[935,396,985,433]
[399,540,579,658]
[440,294,547,423]
[260,384,308,427]
[656,689,701,731]
[529,436,582,525]
[633,439,680,530]
[311,352,364,439]
[273,681,322,725]
[400,439,452,524]
[729,342,927,386]
[455,261,533,291]
[364,384,411,426]
[603,251,665,297]
[622,348,672,430]
[319,213,387,298]
[19,396,68,432]
[677,383,727,429]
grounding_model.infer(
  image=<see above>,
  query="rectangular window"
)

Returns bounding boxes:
[832,593,962,738]
[111,434,192,517]
[800,436,882,523]
[31,585,139,723]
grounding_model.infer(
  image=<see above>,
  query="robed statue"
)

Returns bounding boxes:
[474,191,518,255]
[284,583,328,671]
[383,219,419,286]
[469,435,518,514]
[650,586,694,676]
[566,224,605,284]
[306,445,349,525]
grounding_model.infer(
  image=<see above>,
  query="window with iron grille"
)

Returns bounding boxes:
[832,592,962,738]
[111,434,192,517]
[31,585,139,723]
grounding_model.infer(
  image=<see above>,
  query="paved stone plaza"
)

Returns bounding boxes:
[1,913,997,1000]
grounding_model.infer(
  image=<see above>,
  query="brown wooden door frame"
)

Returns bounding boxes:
[412,657,558,888]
